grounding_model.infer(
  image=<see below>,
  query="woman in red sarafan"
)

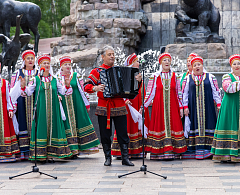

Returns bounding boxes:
[111,53,150,158]
[143,53,187,160]
[0,63,20,162]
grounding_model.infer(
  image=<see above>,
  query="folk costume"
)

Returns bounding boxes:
[179,53,199,157]
[10,50,38,160]
[180,53,199,89]
[21,55,72,161]
[144,53,187,160]
[182,56,221,159]
[0,78,20,162]
[211,54,240,162]
[84,61,134,166]
[111,53,150,158]
[57,56,100,156]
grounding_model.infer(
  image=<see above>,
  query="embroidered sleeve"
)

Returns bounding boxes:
[21,77,36,97]
[77,73,90,109]
[209,73,221,107]
[181,74,187,92]
[84,68,100,93]
[10,78,21,105]
[57,75,65,86]
[175,74,183,109]
[10,70,19,89]
[222,74,240,93]
[57,79,73,96]
[6,80,14,112]
[144,75,157,108]
[177,73,183,84]
[182,75,190,109]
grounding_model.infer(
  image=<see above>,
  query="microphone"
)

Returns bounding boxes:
[139,59,146,70]
[40,67,45,77]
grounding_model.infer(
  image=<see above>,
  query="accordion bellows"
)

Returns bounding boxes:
[99,66,139,99]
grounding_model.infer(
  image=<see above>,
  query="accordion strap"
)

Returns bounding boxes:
[97,67,106,72]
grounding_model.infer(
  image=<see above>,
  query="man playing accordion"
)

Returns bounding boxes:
[84,45,142,166]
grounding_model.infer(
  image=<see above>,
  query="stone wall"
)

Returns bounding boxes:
[139,0,240,57]
[51,0,148,66]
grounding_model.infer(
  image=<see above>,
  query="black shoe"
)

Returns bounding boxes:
[122,158,134,166]
[102,144,112,166]
[104,158,111,166]
[120,144,134,166]
[72,155,78,159]
[48,159,55,163]
[39,160,46,164]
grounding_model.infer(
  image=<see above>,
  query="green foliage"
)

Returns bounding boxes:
[14,0,71,38]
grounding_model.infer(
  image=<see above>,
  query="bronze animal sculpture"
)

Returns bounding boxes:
[0,0,41,54]
[175,0,224,43]
[0,14,31,82]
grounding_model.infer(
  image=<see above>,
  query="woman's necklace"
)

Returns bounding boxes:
[161,72,171,91]
[23,69,35,85]
[22,69,35,76]
[192,73,205,97]
[41,75,51,90]
[192,73,204,86]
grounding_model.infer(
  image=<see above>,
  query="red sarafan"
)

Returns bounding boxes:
[145,72,187,158]
[111,82,151,158]
[0,78,20,162]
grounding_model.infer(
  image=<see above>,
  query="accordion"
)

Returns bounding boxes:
[99,66,139,99]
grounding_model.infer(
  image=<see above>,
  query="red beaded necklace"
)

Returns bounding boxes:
[192,73,204,86]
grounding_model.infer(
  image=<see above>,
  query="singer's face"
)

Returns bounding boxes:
[192,61,203,75]
[102,50,115,66]
[132,60,139,68]
[62,63,71,73]
[41,60,50,72]
[232,60,240,76]
[161,57,171,72]
[187,58,193,72]
[25,55,35,70]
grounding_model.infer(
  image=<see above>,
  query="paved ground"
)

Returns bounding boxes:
[0,150,240,195]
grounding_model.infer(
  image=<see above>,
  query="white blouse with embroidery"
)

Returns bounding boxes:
[58,73,90,109]
[222,73,240,93]
[182,73,221,108]
[21,75,72,97]
[11,69,37,87]
[144,70,183,109]
[10,69,38,107]
[0,79,14,111]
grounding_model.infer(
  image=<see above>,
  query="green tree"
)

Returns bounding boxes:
[14,0,71,38]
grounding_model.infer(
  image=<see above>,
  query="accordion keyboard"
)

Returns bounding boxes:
[99,70,111,97]
[133,72,139,91]
[99,66,139,99]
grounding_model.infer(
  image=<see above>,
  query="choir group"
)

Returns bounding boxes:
[0,46,240,165]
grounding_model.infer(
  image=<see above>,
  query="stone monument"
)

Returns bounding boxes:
[174,0,224,44]
[0,15,31,82]
[50,0,151,70]
[165,0,229,73]
[0,0,41,54]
